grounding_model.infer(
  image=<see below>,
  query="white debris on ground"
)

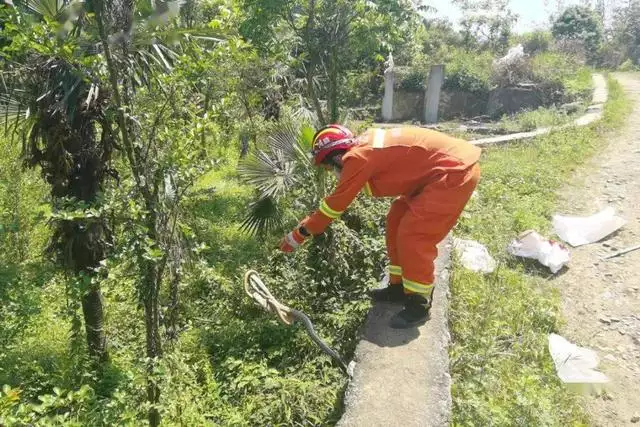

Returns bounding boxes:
[453,238,496,273]
[548,333,609,395]
[553,207,626,247]
[507,230,570,273]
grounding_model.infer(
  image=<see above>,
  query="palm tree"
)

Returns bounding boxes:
[0,0,190,362]
[1,13,115,360]
[3,1,223,423]
[237,118,324,236]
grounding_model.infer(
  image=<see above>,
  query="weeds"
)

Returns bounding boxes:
[498,106,581,132]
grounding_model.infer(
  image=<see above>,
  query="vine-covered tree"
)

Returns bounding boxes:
[552,5,603,64]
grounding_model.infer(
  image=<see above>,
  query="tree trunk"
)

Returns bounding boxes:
[328,44,339,123]
[143,261,162,427]
[304,0,327,125]
[96,5,163,424]
[166,265,180,340]
[200,90,210,156]
[81,287,108,361]
[143,207,163,427]
[306,69,326,125]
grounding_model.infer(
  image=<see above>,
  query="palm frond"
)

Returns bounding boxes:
[237,148,297,200]
[289,97,319,126]
[298,123,315,151]
[151,43,173,71]
[267,120,300,158]
[17,0,65,18]
[0,88,29,135]
[239,196,282,236]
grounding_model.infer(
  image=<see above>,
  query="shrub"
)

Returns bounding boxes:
[619,58,638,71]
[530,52,592,102]
[598,43,626,69]
[552,5,603,64]
[394,66,428,91]
[518,30,552,55]
[443,49,493,95]
[343,69,383,108]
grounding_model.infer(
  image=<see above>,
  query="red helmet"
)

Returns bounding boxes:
[311,124,356,165]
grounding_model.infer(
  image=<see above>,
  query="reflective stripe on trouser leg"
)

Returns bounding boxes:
[402,278,434,297]
[319,199,343,219]
[388,265,402,285]
[389,265,402,276]
[386,198,409,285]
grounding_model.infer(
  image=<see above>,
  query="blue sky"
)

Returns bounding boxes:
[425,0,589,33]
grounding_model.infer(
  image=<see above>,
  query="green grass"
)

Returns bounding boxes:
[449,76,631,426]
[498,105,582,133]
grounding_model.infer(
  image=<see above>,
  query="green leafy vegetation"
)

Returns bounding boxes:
[552,5,603,65]
[449,77,631,426]
[0,0,636,423]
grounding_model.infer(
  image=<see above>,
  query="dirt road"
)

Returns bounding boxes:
[555,73,640,426]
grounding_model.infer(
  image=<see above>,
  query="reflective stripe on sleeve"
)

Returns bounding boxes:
[319,199,343,219]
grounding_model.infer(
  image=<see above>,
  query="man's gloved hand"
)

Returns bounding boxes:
[279,227,309,253]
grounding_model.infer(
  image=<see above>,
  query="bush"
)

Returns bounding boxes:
[553,38,587,64]
[530,52,592,102]
[598,43,626,69]
[552,5,603,65]
[343,69,383,108]
[443,49,493,95]
[394,66,428,91]
[618,58,638,72]
[518,31,552,55]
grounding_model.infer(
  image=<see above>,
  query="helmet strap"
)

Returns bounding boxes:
[322,150,346,170]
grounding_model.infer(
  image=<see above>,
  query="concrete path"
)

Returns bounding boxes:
[338,238,452,427]
[554,73,640,426]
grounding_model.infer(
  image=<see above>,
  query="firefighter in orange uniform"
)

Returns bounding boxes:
[279,124,481,328]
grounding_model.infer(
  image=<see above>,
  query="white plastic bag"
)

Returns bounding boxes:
[507,230,570,273]
[379,272,390,287]
[548,333,609,395]
[496,44,525,65]
[552,207,626,247]
[453,238,496,273]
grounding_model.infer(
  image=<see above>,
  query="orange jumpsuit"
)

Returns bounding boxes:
[301,127,481,297]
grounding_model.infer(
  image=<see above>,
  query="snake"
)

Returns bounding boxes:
[243,270,351,376]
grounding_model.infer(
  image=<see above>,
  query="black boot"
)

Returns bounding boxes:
[389,294,432,329]
[368,284,406,303]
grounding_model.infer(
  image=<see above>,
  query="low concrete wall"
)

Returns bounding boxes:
[487,86,546,117]
[391,89,424,121]
[388,86,554,121]
[440,90,488,119]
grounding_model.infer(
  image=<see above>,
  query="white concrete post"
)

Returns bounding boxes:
[382,53,395,122]
[424,64,445,124]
